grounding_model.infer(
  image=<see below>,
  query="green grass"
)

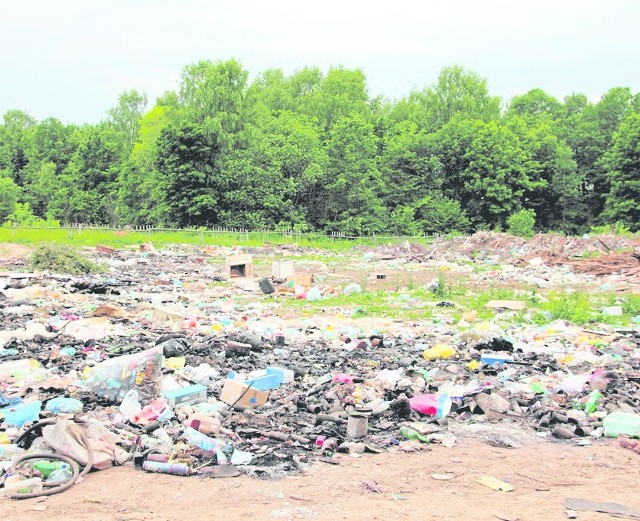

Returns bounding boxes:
[0,226,436,252]
[273,290,436,321]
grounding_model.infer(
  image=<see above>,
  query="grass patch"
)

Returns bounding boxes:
[274,290,434,321]
[0,226,437,252]
[30,243,105,275]
[622,294,640,316]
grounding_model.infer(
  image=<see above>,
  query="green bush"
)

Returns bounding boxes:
[507,209,536,238]
[30,243,105,275]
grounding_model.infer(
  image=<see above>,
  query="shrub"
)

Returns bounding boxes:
[30,243,105,275]
[507,209,536,238]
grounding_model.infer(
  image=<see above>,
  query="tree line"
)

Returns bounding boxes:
[1,60,639,234]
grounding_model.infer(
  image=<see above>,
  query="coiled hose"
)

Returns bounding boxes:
[6,419,94,500]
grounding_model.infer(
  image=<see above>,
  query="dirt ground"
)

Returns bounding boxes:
[1,438,638,521]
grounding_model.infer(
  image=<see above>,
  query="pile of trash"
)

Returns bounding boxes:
[0,242,638,499]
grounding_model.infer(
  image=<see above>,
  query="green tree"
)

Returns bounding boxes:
[0,110,36,186]
[107,89,148,150]
[178,59,249,147]
[462,120,535,227]
[600,112,640,230]
[0,175,20,222]
[391,66,500,131]
[316,114,387,233]
[155,124,218,227]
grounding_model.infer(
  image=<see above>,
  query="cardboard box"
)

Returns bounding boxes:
[219,378,269,408]
[288,274,313,289]
[225,254,254,278]
[272,261,295,279]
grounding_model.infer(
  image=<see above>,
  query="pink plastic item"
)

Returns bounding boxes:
[332,374,354,384]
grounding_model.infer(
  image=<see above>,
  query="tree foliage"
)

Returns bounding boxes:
[0,60,638,234]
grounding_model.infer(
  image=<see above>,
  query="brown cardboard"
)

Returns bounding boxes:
[289,274,313,289]
[485,300,527,311]
[219,378,269,408]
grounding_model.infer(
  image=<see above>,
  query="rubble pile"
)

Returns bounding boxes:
[0,240,638,499]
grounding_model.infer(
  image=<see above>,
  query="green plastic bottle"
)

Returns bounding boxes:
[32,461,69,478]
[399,427,430,443]
[584,390,602,413]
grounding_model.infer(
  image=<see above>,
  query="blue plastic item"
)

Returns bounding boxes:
[480,353,514,365]
[163,384,207,407]
[227,371,281,391]
[45,397,84,414]
[2,400,42,427]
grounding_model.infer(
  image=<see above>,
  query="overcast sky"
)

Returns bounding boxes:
[1,0,639,124]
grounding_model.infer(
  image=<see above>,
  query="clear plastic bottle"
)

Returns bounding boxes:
[47,467,74,484]
[182,427,219,452]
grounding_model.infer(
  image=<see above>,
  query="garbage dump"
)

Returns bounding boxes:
[0,236,638,499]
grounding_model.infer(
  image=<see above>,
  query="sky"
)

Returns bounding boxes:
[1,0,639,124]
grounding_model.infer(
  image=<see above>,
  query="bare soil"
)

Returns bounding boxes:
[2,439,638,521]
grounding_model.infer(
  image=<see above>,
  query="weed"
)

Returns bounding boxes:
[622,294,640,316]
[432,270,453,298]
[30,243,105,275]
[540,291,594,325]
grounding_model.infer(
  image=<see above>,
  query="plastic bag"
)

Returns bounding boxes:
[42,419,130,470]
[83,346,162,402]
[45,397,84,414]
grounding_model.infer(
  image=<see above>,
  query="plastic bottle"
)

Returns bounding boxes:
[182,427,220,452]
[47,467,74,484]
[603,411,640,438]
[33,461,70,478]
[399,426,429,443]
[584,390,602,413]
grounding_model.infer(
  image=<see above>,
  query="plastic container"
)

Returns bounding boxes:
[408,394,452,418]
[480,352,513,366]
[188,413,221,435]
[603,411,640,438]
